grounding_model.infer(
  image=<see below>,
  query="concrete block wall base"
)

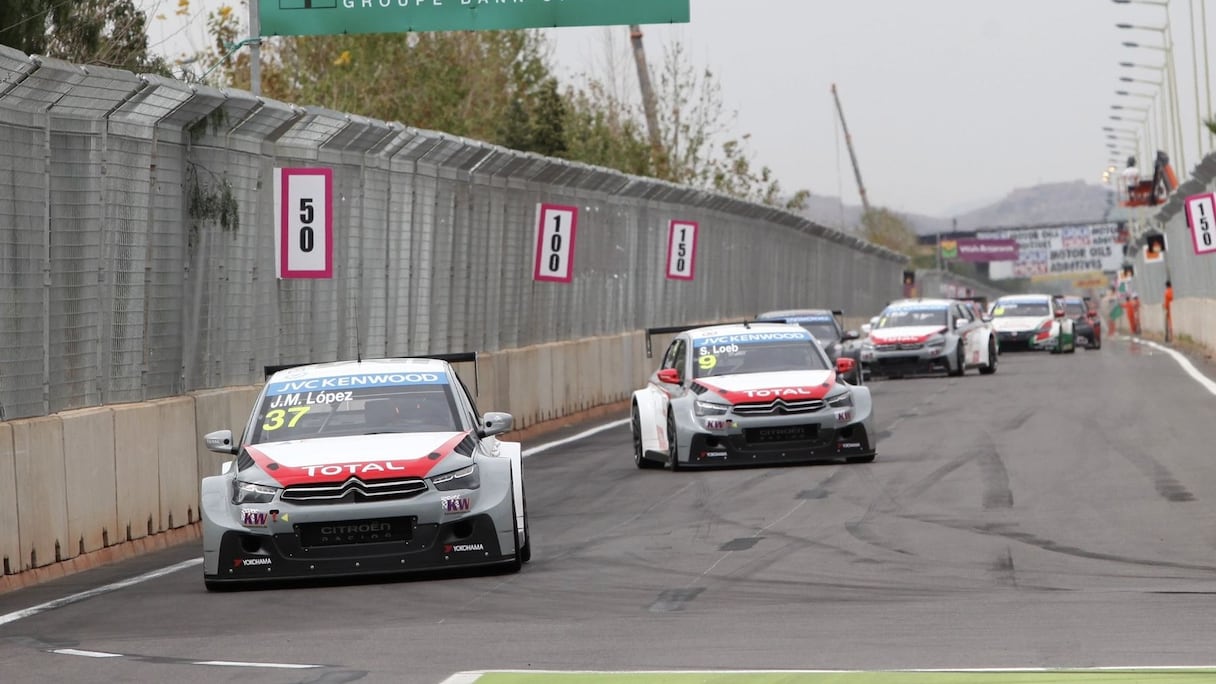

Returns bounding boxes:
[0,523,201,596]
[0,398,635,596]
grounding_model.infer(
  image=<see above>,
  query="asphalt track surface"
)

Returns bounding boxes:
[2,336,1216,684]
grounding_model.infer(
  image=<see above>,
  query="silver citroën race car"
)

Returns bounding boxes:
[200,356,529,590]
[631,322,876,469]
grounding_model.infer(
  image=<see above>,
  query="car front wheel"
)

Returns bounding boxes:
[666,411,681,472]
[948,345,965,377]
[633,403,659,469]
[979,337,998,375]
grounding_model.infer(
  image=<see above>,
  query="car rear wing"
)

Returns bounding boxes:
[645,323,757,358]
[264,352,481,393]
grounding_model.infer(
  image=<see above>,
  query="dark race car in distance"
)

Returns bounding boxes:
[1064,295,1101,349]
[755,309,862,382]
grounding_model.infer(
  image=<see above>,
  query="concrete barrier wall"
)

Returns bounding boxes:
[113,404,164,542]
[1,335,647,580]
[1131,297,1216,351]
[1173,298,1216,348]
[12,417,67,570]
[24,302,1216,584]
[0,424,18,575]
[62,408,117,555]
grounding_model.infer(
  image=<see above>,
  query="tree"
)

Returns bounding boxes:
[201,9,555,146]
[0,0,167,72]
[529,78,567,158]
[651,41,809,209]
[860,207,918,256]
[561,80,654,177]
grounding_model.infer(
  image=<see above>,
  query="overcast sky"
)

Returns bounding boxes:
[142,0,1216,218]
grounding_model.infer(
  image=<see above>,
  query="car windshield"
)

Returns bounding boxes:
[249,372,460,444]
[691,332,828,378]
[992,300,1050,317]
[795,322,840,343]
[1065,301,1087,317]
[874,307,948,329]
[756,314,840,343]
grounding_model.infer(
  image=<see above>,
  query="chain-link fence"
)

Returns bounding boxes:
[0,46,906,421]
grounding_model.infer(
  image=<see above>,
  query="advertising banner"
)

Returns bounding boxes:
[987,223,1123,280]
[942,238,1019,262]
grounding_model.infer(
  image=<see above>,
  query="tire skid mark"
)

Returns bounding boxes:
[1081,413,1198,504]
[990,546,1018,589]
[913,518,1216,573]
[978,431,1014,510]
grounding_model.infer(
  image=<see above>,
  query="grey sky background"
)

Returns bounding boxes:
[141,0,1216,218]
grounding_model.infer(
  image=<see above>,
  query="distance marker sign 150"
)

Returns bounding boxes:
[275,168,333,279]
[1184,192,1216,256]
[533,203,579,283]
[666,220,698,280]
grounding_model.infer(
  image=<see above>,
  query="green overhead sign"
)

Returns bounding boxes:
[261,0,690,38]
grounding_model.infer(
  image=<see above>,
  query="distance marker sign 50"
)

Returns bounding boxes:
[533,203,579,283]
[275,168,333,279]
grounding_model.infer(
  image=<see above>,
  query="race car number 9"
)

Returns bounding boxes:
[533,203,579,283]
[698,355,717,371]
[263,407,309,431]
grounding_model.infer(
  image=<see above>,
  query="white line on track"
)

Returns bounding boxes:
[0,558,202,627]
[521,418,628,458]
[193,661,320,669]
[1132,336,1216,397]
[50,648,123,658]
[441,667,1216,682]
[0,421,625,632]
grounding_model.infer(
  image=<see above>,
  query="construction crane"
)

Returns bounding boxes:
[830,83,871,215]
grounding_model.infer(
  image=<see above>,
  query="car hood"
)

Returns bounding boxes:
[695,370,837,403]
[242,431,472,487]
[991,316,1051,332]
[868,326,946,345]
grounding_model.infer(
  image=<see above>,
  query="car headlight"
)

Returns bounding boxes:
[429,463,480,491]
[232,480,279,505]
[925,335,946,347]
[826,392,853,408]
[694,399,729,416]
[861,341,874,351]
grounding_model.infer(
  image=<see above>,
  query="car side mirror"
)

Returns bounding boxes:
[480,411,514,437]
[955,319,968,330]
[842,330,860,341]
[981,314,993,323]
[1054,309,1065,318]
[860,323,872,335]
[657,368,682,385]
[835,357,856,375]
[204,429,237,455]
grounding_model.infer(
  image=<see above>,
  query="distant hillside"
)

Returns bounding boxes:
[797,181,1116,236]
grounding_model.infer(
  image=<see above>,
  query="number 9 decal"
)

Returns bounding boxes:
[698,355,717,371]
